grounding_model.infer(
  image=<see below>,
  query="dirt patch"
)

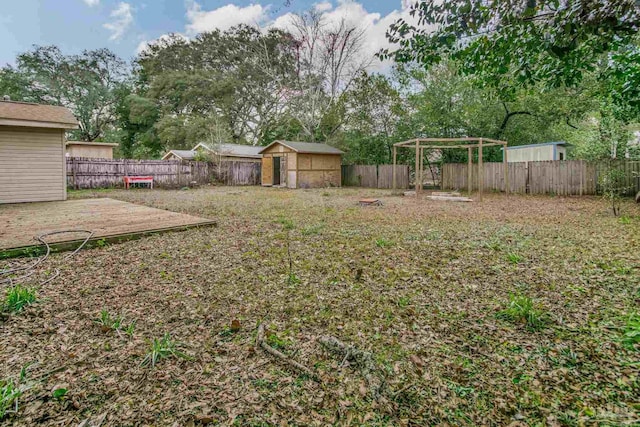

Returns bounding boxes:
[2,187,639,426]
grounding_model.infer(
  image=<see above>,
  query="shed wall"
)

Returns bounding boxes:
[66,144,114,159]
[507,145,555,162]
[0,126,66,203]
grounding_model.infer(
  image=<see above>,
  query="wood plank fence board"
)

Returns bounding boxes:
[442,160,638,196]
[342,164,410,189]
[67,157,260,189]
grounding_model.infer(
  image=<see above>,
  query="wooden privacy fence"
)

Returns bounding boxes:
[67,157,261,189]
[342,164,410,189]
[442,160,640,196]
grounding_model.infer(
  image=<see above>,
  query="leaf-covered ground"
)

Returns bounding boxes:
[1,187,639,426]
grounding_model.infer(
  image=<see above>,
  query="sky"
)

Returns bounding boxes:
[0,0,415,69]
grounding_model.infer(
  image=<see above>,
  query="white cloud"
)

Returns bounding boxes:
[185,1,269,36]
[82,0,100,6]
[271,0,417,72]
[103,2,134,41]
[314,2,333,12]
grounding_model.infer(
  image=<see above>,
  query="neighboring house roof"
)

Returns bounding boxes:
[0,100,79,129]
[506,141,569,150]
[258,140,344,155]
[162,149,196,160]
[195,142,262,158]
[66,141,119,147]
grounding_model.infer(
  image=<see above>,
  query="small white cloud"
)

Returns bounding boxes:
[136,33,190,55]
[185,0,269,35]
[82,0,100,6]
[103,2,134,41]
[314,2,333,12]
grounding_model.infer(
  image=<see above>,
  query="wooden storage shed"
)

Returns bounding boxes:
[259,141,343,188]
[0,100,79,203]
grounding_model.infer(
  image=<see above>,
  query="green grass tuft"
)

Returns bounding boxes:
[506,253,524,264]
[497,294,548,331]
[621,313,640,349]
[3,286,37,313]
[141,334,190,367]
[96,309,135,337]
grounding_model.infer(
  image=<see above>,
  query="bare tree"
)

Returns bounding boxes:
[288,11,371,142]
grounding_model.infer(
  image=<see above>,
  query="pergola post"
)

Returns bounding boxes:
[478,138,484,201]
[392,145,397,191]
[419,147,424,194]
[415,140,420,197]
[467,146,473,196]
[503,143,509,195]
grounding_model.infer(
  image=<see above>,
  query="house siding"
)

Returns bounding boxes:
[0,126,66,203]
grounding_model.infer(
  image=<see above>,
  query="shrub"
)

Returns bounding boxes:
[3,286,36,313]
[497,294,548,331]
[599,167,630,217]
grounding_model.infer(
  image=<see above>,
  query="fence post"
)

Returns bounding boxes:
[392,146,397,191]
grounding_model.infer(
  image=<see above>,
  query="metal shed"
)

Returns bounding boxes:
[0,100,79,203]
[259,140,343,189]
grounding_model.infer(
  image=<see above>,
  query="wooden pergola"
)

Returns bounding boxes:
[392,137,509,201]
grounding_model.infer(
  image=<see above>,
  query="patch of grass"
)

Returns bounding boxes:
[618,215,632,224]
[397,296,411,308]
[497,294,548,331]
[621,313,640,349]
[3,285,37,313]
[506,252,524,264]
[301,224,324,236]
[375,237,394,248]
[266,332,289,351]
[141,334,191,367]
[0,367,28,420]
[96,309,135,337]
[52,388,67,400]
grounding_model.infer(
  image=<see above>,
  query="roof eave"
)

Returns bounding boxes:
[0,118,79,129]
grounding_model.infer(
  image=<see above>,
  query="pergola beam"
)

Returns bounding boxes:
[394,137,507,148]
[397,143,504,149]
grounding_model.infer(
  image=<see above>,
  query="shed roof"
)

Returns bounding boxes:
[0,100,79,129]
[506,141,568,150]
[259,140,344,155]
[196,143,262,158]
[162,149,196,160]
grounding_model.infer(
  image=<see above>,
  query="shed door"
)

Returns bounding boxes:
[0,127,66,203]
[262,156,273,185]
[273,157,281,185]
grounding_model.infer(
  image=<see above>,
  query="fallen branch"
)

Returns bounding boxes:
[318,335,384,398]
[256,323,319,382]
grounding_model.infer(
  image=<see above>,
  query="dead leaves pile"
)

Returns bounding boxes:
[1,188,639,426]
